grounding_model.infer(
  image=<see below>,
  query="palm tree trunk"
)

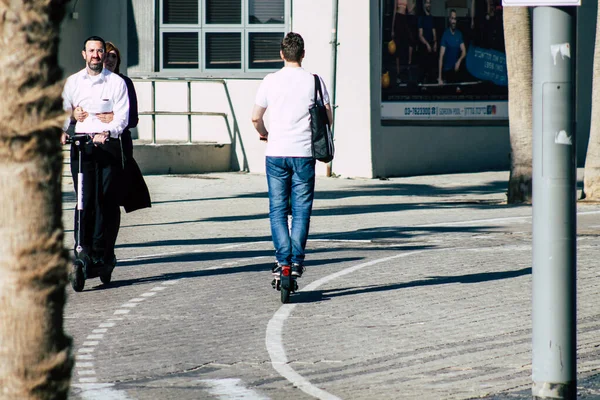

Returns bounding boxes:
[503,7,533,204]
[0,1,72,399]
[582,2,600,200]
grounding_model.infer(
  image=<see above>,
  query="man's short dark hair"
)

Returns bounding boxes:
[449,9,457,16]
[280,32,304,62]
[83,36,106,51]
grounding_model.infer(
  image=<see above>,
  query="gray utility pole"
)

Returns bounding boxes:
[532,6,577,399]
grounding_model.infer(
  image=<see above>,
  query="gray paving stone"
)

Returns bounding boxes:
[62,171,600,399]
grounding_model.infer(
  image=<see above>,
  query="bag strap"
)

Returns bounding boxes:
[313,74,324,105]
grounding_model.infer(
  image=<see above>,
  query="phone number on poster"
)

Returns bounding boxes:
[403,106,495,117]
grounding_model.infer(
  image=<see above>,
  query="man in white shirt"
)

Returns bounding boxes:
[62,35,129,271]
[252,32,332,279]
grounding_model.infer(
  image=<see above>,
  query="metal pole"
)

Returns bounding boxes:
[532,6,576,399]
[151,80,156,144]
[187,81,192,144]
[327,0,339,177]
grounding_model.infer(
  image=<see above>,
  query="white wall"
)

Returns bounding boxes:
[133,79,263,173]
[60,1,598,178]
[59,1,128,77]
[294,0,375,178]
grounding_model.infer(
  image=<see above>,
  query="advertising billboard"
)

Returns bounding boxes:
[381,0,508,120]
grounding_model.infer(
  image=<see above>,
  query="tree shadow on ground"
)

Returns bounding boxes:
[88,256,365,291]
[114,244,434,267]
[143,180,511,206]
[113,200,518,228]
[293,267,532,304]
[113,225,502,249]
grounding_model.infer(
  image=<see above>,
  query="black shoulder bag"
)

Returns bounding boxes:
[309,74,334,163]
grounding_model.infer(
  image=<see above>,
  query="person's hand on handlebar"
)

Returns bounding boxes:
[61,132,68,145]
[93,131,110,145]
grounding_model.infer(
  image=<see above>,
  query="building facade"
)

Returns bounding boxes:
[59,0,595,178]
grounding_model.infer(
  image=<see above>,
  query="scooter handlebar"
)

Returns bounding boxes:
[65,134,110,145]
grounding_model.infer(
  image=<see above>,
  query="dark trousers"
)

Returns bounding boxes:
[70,138,122,263]
[419,48,438,82]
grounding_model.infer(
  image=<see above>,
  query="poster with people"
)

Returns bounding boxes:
[381,0,508,120]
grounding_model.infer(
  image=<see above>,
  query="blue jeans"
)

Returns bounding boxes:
[266,157,316,266]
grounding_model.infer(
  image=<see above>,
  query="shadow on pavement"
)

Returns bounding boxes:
[193,200,513,224]
[145,179,511,205]
[114,225,502,249]
[293,267,532,304]
[89,256,364,290]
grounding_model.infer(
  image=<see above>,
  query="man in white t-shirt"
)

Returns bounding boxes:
[252,32,333,279]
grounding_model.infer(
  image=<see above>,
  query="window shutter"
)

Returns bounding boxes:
[206,0,241,24]
[163,0,199,24]
[163,32,199,69]
[248,0,284,24]
[249,32,284,69]
[206,33,242,69]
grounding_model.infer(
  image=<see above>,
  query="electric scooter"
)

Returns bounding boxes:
[260,135,299,303]
[271,265,298,304]
[66,134,113,292]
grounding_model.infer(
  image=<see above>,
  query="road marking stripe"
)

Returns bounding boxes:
[78,377,98,383]
[73,383,132,399]
[77,362,94,368]
[99,323,116,328]
[200,378,269,400]
[78,370,96,376]
[114,310,130,315]
[78,348,95,353]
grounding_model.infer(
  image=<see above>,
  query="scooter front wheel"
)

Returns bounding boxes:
[70,260,85,292]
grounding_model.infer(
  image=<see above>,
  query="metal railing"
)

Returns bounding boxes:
[131,77,230,144]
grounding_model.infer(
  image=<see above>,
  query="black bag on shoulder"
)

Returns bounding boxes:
[309,74,334,163]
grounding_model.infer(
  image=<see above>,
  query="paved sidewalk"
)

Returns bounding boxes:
[62,170,600,400]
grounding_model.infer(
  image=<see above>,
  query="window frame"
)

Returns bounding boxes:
[157,0,290,78]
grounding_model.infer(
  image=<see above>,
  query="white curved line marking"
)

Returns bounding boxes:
[265,242,542,399]
[266,250,427,400]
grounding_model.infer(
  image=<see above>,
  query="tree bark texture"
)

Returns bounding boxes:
[503,7,533,204]
[0,1,72,399]
[582,2,600,200]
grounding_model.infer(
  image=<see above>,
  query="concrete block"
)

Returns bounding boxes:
[133,143,232,175]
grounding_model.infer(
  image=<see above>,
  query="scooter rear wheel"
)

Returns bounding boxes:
[280,285,291,303]
[70,260,85,292]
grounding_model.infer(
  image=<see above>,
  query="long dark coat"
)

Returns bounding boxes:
[118,74,151,213]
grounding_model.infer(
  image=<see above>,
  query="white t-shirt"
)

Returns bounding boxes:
[255,66,330,157]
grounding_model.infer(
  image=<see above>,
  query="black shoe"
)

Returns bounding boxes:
[291,263,305,278]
